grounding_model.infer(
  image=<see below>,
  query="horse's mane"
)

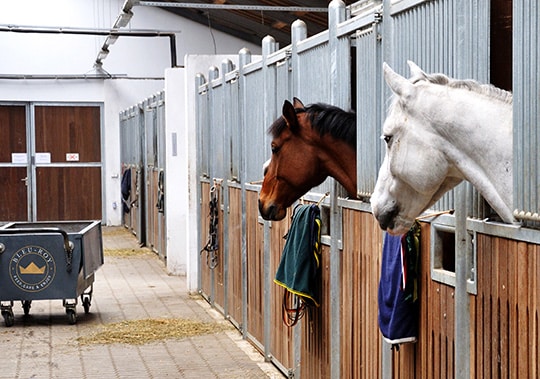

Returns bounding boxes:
[414,72,513,104]
[269,103,357,148]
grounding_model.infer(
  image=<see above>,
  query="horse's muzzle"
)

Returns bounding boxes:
[374,206,400,232]
[258,200,285,221]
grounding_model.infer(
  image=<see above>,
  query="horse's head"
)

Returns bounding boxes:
[258,98,331,221]
[371,61,464,235]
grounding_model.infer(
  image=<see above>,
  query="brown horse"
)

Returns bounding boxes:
[258,98,357,221]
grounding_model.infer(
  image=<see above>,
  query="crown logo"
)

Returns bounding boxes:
[19,262,46,275]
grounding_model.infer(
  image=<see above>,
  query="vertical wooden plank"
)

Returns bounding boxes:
[340,209,354,379]
[446,284,455,379]
[515,241,529,379]
[245,190,264,345]
[200,182,211,296]
[269,209,294,369]
[469,292,476,379]
[432,281,441,379]
[530,243,539,379]
[499,238,510,378]
[214,185,225,308]
[480,235,492,379]
[417,222,431,379]
[491,236,500,378]
[358,210,366,378]
[227,187,242,323]
[440,285,448,379]
[364,211,382,379]
[505,239,516,378]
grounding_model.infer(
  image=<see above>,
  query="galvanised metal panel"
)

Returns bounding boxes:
[389,0,490,219]
[197,83,210,179]
[228,77,241,182]
[275,59,291,110]
[156,92,166,169]
[120,107,138,166]
[242,68,267,182]
[144,98,156,168]
[209,83,226,180]
[356,24,382,198]
[296,42,332,104]
[513,0,540,226]
[119,111,130,165]
[296,42,336,196]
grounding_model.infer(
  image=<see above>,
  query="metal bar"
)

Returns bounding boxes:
[168,33,178,67]
[328,2,347,378]
[221,59,234,318]
[261,34,278,364]
[453,0,475,375]
[0,24,180,37]
[455,184,470,377]
[0,74,165,80]
[137,1,328,12]
[238,48,252,339]
[0,24,179,69]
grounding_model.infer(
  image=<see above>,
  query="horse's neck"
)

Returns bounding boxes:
[320,138,357,197]
[434,93,514,222]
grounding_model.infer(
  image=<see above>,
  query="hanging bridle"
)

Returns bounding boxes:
[200,184,219,269]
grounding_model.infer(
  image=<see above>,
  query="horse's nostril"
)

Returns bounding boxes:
[258,200,276,220]
[377,206,399,231]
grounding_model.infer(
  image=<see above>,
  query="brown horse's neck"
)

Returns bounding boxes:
[321,138,357,197]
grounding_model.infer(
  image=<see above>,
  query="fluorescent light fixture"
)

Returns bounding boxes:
[97,48,109,61]
[114,11,133,28]
[105,34,119,45]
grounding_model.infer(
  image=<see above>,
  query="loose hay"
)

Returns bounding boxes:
[104,247,153,257]
[102,227,132,237]
[77,318,232,345]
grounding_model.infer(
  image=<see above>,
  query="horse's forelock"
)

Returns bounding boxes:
[268,116,287,137]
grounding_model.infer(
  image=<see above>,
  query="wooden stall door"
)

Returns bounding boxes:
[34,105,101,221]
[0,105,28,221]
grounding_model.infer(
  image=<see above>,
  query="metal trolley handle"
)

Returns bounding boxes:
[0,228,75,272]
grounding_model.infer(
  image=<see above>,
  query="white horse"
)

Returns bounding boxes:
[371,61,514,235]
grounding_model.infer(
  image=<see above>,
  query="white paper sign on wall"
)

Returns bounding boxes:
[66,153,79,162]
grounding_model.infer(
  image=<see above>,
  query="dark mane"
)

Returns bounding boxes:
[268,102,357,148]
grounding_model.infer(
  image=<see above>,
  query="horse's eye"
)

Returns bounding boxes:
[271,145,280,154]
[382,135,392,144]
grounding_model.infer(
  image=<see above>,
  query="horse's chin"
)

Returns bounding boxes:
[385,217,414,236]
[264,211,286,221]
[385,226,409,236]
[258,202,287,221]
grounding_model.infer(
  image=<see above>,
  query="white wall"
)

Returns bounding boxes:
[0,0,261,226]
[164,54,260,289]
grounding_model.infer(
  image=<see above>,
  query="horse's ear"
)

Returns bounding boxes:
[383,62,416,100]
[282,100,299,132]
[292,97,305,110]
[407,60,427,82]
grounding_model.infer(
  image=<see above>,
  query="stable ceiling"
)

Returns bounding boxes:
[153,1,355,47]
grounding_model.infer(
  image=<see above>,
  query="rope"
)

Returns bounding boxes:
[200,185,220,269]
[282,291,306,327]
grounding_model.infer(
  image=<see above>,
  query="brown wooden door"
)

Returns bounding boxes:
[34,105,102,221]
[0,105,29,221]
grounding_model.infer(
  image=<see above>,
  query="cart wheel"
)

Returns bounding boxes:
[22,301,31,316]
[66,309,77,325]
[82,297,91,314]
[2,311,14,327]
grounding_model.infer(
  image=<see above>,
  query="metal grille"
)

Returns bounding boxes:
[513,0,540,225]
